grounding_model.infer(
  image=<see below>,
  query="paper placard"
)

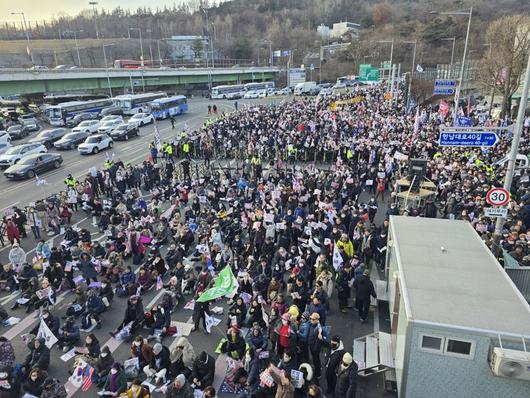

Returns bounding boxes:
[264,213,274,223]
[377,172,386,179]
[365,179,374,186]
[60,348,77,362]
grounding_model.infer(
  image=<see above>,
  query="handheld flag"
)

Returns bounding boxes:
[153,119,162,151]
[204,313,222,333]
[196,266,238,302]
[81,365,94,391]
[416,64,424,73]
[332,243,344,271]
[35,174,48,187]
[156,275,163,290]
[37,319,58,348]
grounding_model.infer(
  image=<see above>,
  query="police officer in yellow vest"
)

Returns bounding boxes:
[64,174,76,188]
[104,159,113,170]
[183,142,190,158]
[346,148,353,161]
[165,142,173,162]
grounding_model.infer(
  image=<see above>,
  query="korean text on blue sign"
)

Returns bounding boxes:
[438,132,498,147]
[434,79,457,87]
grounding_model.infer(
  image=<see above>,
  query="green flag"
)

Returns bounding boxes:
[196,266,238,302]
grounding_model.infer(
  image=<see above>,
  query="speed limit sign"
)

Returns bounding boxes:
[486,187,510,206]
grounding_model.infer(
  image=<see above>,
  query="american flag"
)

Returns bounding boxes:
[81,365,94,391]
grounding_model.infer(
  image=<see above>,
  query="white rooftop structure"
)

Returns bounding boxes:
[390,216,530,337]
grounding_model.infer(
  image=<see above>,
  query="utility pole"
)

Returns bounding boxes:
[403,40,417,108]
[146,29,154,66]
[11,12,34,64]
[89,2,99,39]
[492,50,530,256]
[102,43,115,97]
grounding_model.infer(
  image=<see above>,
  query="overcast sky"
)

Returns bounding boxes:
[3,0,205,23]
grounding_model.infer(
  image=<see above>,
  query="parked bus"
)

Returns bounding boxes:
[244,81,275,92]
[150,95,188,119]
[210,84,246,99]
[44,98,113,126]
[113,59,155,69]
[43,93,108,105]
[112,92,166,115]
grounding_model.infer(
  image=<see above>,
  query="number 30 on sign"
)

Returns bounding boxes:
[486,187,510,207]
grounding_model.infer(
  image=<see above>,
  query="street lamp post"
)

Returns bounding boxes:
[157,40,163,67]
[403,40,417,108]
[64,30,83,66]
[102,43,115,97]
[377,39,394,95]
[11,12,34,64]
[201,7,215,68]
[146,29,154,66]
[441,37,456,78]
[431,8,473,123]
[128,28,145,90]
[89,2,99,39]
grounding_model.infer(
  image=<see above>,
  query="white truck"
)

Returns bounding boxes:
[294,81,317,96]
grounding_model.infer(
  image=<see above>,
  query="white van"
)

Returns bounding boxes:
[494,154,529,176]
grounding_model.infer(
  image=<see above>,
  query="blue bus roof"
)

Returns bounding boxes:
[151,95,187,104]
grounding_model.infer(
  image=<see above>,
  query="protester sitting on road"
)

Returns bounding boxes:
[119,378,151,398]
[109,295,144,339]
[169,337,195,379]
[57,316,80,353]
[94,346,114,387]
[22,367,46,397]
[102,362,127,396]
[0,337,16,373]
[21,337,50,376]
[191,351,215,391]
[130,335,154,370]
[143,342,171,384]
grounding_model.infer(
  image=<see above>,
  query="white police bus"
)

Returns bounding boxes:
[150,95,188,119]
[44,98,113,126]
[112,92,167,115]
[210,84,246,100]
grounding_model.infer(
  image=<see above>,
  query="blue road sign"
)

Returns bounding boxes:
[439,131,499,147]
[435,79,457,87]
[455,116,473,127]
[433,88,455,95]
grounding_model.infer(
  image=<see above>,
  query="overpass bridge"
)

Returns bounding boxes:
[0,66,280,96]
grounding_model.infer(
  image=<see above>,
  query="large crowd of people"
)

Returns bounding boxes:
[0,82,529,398]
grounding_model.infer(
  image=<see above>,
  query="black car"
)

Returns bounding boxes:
[109,123,140,140]
[53,131,89,150]
[99,106,123,117]
[28,128,67,148]
[4,152,62,180]
[6,124,29,140]
[66,112,94,127]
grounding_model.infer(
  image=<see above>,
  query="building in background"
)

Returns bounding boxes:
[318,22,360,41]
[165,35,209,61]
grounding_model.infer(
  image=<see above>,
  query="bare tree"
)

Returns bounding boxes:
[478,15,530,118]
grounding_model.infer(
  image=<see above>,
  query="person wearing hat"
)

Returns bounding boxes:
[274,313,297,357]
[334,352,358,398]
[7,242,25,271]
[353,268,377,323]
[221,325,246,361]
[164,374,194,398]
[325,336,345,394]
[191,351,215,391]
[144,342,171,384]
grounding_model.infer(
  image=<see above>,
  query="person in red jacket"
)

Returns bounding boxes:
[5,218,20,245]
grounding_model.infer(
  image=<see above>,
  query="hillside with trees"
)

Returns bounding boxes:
[1,0,529,105]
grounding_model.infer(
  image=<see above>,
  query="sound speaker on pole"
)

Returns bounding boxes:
[407,159,428,193]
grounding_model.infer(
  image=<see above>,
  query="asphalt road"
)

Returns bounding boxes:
[0,96,397,398]
[0,97,244,211]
